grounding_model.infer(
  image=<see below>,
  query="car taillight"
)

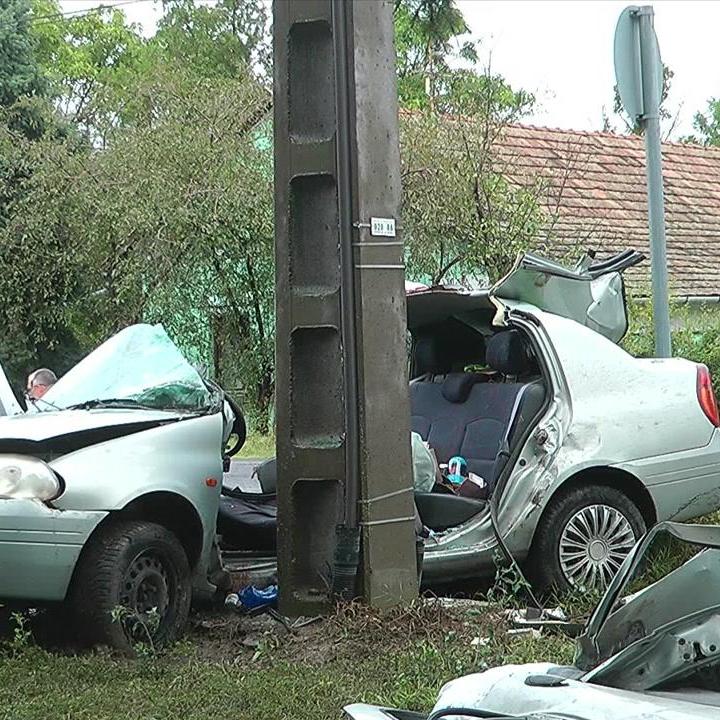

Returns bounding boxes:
[697,364,720,427]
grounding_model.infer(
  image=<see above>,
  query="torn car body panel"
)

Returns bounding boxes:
[578,522,720,673]
[491,249,644,343]
[0,361,22,417]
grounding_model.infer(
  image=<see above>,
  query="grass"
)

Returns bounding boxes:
[236,434,275,459]
[0,600,575,720]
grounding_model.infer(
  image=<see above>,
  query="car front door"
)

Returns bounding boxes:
[491,249,644,343]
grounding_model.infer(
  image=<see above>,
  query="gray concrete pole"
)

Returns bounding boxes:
[273,0,418,615]
[639,7,672,357]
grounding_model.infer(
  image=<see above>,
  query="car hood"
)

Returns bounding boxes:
[38,323,220,415]
[0,408,185,442]
[433,663,717,719]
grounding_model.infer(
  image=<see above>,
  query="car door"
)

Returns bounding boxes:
[0,358,22,416]
[490,249,645,343]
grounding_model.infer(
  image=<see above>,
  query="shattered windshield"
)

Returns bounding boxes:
[39,324,219,413]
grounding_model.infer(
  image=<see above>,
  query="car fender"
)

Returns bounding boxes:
[50,412,223,533]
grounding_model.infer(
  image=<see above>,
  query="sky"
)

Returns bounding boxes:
[57,0,720,139]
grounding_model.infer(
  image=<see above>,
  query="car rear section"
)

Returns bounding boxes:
[616,356,720,523]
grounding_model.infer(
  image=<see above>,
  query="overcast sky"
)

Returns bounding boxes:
[58,0,720,139]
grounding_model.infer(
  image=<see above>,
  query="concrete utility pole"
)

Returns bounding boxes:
[615,5,672,357]
[273,0,419,615]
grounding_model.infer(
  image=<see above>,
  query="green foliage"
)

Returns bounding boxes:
[8,612,33,656]
[237,433,276,459]
[684,97,720,146]
[0,2,81,388]
[2,0,538,430]
[0,606,574,720]
[393,0,540,285]
[30,0,147,139]
[394,0,533,116]
[487,551,534,607]
[0,0,45,127]
[153,0,270,80]
[624,297,720,394]
[0,59,275,427]
[609,63,674,136]
[400,109,546,284]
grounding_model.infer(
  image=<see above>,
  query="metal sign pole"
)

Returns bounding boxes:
[615,5,671,357]
[638,7,671,357]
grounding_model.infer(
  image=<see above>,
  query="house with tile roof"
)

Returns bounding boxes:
[495,125,720,304]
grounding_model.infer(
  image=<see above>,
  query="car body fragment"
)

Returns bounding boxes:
[491,249,644,343]
[0,360,22,417]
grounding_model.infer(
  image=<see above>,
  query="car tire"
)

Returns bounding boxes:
[69,519,191,653]
[528,485,646,594]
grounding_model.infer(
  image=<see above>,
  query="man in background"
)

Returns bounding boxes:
[26,368,57,401]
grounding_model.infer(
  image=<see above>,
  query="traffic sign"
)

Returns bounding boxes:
[614,5,663,120]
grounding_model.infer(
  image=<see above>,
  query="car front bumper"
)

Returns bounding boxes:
[0,499,107,602]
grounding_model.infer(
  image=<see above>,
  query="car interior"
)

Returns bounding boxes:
[218,315,548,552]
[409,317,546,533]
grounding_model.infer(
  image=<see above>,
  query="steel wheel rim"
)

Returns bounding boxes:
[120,550,173,637]
[559,504,636,589]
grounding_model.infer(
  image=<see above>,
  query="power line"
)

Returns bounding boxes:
[30,0,155,25]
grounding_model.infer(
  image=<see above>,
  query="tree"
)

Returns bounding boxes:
[393,0,533,116]
[0,109,85,388]
[393,1,541,284]
[684,98,720,146]
[606,64,675,136]
[4,62,276,429]
[152,0,270,80]
[394,0,469,109]
[30,0,147,142]
[0,0,46,137]
[400,108,548,286]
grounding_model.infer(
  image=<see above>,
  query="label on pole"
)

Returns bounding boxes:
[370,217,396,237]
[614,5,663,120]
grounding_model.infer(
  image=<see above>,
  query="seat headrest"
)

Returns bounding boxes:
[486,329,535,376]
[414,335,451,376]
[441,372,484,403]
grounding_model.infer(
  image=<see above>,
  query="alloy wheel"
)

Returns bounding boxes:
[558,504,637,589]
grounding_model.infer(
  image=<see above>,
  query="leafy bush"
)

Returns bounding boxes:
[624,296,720,394]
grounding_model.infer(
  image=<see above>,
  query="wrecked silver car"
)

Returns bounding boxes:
[221,249,720,593]
[0,324,244,650]
[345,521,720,719]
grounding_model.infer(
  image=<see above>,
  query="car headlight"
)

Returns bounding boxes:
[0,455,62,501]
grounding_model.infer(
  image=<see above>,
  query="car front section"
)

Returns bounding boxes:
[0,324,235,650]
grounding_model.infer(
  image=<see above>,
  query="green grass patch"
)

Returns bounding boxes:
[0,601,575,720]
[236,434,275,459]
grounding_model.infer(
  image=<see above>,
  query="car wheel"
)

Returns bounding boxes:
[69,519,191,652]
[528,485,646,594]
